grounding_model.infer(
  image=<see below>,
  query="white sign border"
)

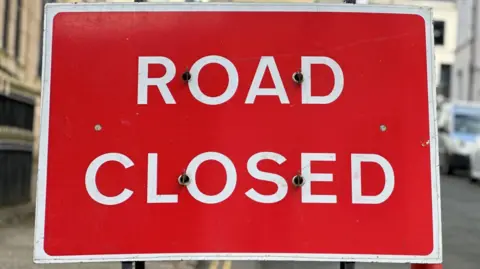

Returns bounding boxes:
[34,2,441,264]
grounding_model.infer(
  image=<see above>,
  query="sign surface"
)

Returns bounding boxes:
[34,3,441,264]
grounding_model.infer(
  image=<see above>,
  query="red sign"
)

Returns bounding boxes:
[34,3,442,264]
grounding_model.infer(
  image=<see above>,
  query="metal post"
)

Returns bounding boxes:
[468,0,478,100]
[135,262,146,269]
[340,262,355,269]
[121,261,145,269]
[122,262,133,269]
[411,264,442,269]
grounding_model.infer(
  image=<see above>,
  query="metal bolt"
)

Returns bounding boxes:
[178,173,190,186]
[380,124,387,132]
[182,71,191,82]
[292,174,305,187]
[292,71,304,84]
[94,124,102,131]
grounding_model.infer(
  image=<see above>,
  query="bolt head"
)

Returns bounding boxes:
[178,174,190,186]
[292,175,305,187]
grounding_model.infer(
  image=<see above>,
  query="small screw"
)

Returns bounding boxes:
[380,124,387,132]
[292,71,304,84]
[292,174,305,187]
[178,173,190,186]
[94,124,102,131]
[182,71,191,82]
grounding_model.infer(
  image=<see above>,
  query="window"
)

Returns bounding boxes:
[438,64,452,98]
[14,0,21,59]
[0,150,33,206]
[3,0,10,50]
[433,21,445,45]
[454,113,480,135]
[0,94,35,130]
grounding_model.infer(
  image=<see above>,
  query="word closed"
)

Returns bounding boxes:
[85,151,395,206]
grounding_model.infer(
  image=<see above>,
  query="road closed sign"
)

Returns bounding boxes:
[34,2,441,264]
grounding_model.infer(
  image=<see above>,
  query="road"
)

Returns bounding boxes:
[198,174,480,269]
[1,174,480,269]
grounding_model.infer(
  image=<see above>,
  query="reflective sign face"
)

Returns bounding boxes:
[34,3,441,264]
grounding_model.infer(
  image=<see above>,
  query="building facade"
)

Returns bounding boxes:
[451,0,480,102]
[0,0,43,207]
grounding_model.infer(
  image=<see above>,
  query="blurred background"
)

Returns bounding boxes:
[0,0,478,268]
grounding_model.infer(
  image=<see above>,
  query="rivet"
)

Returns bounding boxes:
[292,71,304,84]
[182,71,191,82]
[292,174,305,187]
[178,173,190,186]
[94,124,102,131]
[380,125,387,132]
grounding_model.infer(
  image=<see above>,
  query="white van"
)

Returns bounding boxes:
[437,101,480,177]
